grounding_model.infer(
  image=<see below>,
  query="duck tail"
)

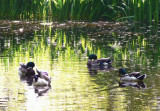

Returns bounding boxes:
[137,74,146,80]
[107,58,114,64]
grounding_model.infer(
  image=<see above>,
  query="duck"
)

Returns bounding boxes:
[18,62,35,76]
[87,54,113,67]
[119,68,146,81]
[33,69,51,87]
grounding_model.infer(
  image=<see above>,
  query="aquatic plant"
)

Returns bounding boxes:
[0,0,128,21]
[0,0,159,23]
[122,0,159,23]
[51,0,128,21]
[0,0,49,20]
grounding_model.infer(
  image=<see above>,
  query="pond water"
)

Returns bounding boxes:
[0,20,160,111]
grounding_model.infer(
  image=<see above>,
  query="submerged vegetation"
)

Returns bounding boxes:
[0,0,159,23]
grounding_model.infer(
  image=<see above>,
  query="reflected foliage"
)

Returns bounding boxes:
[0,20,160,69]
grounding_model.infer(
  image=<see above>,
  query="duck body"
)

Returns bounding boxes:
[87,54,113,67]
[33,75,49,86]
[33,69,51,87]
[119,68,146,81]
[120,74,146,81]
[120,75,138,81]
[18,62,35,76]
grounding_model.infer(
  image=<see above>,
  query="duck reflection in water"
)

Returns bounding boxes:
[87,54,114,75]
[88,65,114,75]
[117,80,146,89]
[34,87,50,96]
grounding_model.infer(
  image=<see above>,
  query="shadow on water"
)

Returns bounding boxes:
[1,20,160,110]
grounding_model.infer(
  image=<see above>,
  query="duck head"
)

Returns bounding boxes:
[89,54,97,60]
[119,68,127,75]
[27,62,35,68]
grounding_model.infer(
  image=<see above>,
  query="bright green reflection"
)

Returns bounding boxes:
[0,21,160,110]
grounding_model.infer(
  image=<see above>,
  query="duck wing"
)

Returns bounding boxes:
[36,69,51,83]
[137,74,146,80]
[129,72,141,77]
[41,72,51,83]
[97,58,110,62]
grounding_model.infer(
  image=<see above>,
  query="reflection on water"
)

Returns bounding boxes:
[0,20,160,110]
[117,80,147,89]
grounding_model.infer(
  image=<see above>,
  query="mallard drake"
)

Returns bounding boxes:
[33,69,51,87]
[87,54,113,67]
[119,68,146,81]
[18,62,35,76]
